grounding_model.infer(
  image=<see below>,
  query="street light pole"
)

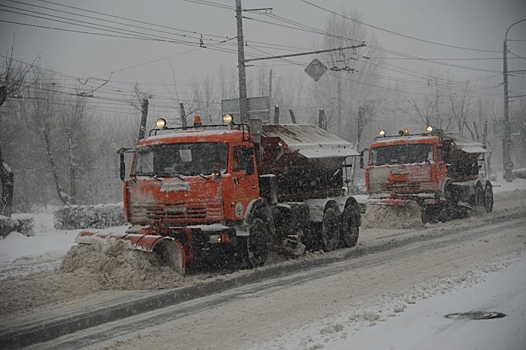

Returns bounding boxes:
[503,18,526,182]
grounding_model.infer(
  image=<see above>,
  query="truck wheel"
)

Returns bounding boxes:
[303,223,320,252]
[484,181,493,213]
[246,218,269,268]
[321,208,341,252]
[469,181,484,208]
[341,205,359,248]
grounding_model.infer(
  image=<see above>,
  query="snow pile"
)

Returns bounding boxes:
[0,240,185,317]
[60,240,185,290]
[362,200,424,229]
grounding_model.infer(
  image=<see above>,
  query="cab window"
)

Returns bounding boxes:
[233,146,255,174]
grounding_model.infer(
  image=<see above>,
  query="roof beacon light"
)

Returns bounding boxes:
[193,115,203,127]
[398,129,410,136]
[156,118,167,129]
[426,125,433,133]
[223,114,233,125]
[379,129,386,137]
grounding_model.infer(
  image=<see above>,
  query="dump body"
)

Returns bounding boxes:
[365,130,492,223]
[260,124,359,202]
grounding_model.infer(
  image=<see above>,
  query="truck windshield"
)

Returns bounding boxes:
[371,144,433,166]
[134,142,228,176]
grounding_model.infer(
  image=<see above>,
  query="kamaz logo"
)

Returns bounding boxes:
[391,169,410,175]
[165,205,187,214]
[391,183,408,187]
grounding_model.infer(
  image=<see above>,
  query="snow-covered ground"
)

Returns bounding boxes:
[254,254,526,350]
[0,213,80,279]
[1,173,526,349]
[331,257,526,350]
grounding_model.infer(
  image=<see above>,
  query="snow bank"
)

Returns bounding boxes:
[54,203,125,229]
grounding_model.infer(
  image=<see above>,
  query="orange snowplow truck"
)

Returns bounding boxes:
[363,127,493,224]
[76,115,362,275]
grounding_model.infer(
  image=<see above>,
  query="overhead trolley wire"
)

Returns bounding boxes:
[299,0,501,54]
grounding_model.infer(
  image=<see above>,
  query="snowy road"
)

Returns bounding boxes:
[6,189,524,350]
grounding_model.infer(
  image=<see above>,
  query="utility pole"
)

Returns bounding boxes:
[268,69,272,110]
[503,35,513,182]
[337,80,341,132]
[319,109,326,130]
[137,98,149,142]
[235,0,249,124]
[502,18,526,182]
[180,103,187,129]
[289,109,297,124]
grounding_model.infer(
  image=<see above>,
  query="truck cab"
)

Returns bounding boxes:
[364,127,492,223]
[365,131,447,206]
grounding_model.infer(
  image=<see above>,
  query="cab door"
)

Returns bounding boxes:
[435,145,448,190]
[228,145,260,220]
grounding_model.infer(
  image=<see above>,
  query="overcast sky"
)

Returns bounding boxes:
[1,0,525,120]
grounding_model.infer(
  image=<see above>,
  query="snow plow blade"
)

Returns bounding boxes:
[75,231,185,275]
[362,199,424,229]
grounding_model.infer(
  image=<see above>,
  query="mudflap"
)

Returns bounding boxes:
[75,230,186,275]
[362,199,424,229]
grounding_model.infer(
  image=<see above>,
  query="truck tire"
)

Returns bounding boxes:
[469,181,484,208]
[484,181,493,213]
[341,205,359,248]
[302,223,320,252]
[321,208,341,252]
[246,218,269,268]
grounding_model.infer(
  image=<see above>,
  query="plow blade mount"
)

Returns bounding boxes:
[362,199,424,229]
[75,231,185,275]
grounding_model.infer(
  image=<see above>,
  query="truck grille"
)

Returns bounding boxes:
[380,182,435,193]
[131,201,224,223]
[382,183,420,192]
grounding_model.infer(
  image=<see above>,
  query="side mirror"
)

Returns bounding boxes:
[119,153,126,181]
[359,149,368,169]
[246,158,255,175]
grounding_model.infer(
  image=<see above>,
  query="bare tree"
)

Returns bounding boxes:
[24,72,72,205]
[19,71,93,206]
[59,96,93,205]
[447,82,474,134]
[402,88,453,131]
[0,43,34,217]
[312,9,384,144]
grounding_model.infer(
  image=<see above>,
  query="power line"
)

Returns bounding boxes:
[0,4,199,45]
[38,0,233,40]
[182,0,234,11]
[299,0,501,54]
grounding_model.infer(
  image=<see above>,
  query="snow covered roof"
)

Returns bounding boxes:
[261,124,359,158]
